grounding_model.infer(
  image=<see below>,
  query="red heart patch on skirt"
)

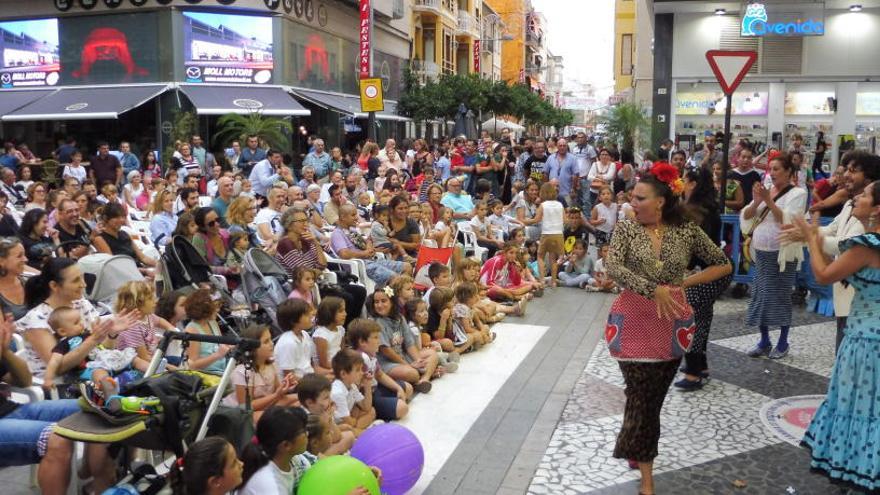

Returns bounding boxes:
[605,323,619,344]
[676,325,695,351]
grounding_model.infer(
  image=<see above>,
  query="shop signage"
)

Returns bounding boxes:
[359,77,384,113]
[741,2,825,37]
[358,0,371,79]
[182,11,274,84]
[676,92,769,116]
[0,18,61,89]
[857,93,880,116]
[473,40,480,74]
[785,91,835,115]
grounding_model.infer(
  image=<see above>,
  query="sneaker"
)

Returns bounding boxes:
[414,381,432,394]
[443,362,459,373]
[513,299,527,316]
[673,377,705,391]
[769,345,789,359]
[747,343,771,358]
[583,285,600,292]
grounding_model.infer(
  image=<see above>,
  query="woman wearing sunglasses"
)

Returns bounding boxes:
[191,206,240,280]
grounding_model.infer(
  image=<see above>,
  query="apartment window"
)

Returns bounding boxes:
[424,26,436,62]
[620,34,633,76]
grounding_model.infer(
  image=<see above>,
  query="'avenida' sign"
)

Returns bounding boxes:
[741,2,826,37]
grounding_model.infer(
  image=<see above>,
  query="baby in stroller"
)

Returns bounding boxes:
[44,306,144,402]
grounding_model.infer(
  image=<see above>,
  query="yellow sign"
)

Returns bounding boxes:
[359,78,385,113]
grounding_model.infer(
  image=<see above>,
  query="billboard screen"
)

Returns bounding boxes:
[0,18,60,88]
[182,11,274,85]
[59,13,159,85]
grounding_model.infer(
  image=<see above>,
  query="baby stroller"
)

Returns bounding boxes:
[79,253,145,310]
[159,235,216,295]
[240,247,292,338]
[53,331,260,494]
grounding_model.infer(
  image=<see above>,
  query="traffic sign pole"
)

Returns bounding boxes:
[704,50,757,211]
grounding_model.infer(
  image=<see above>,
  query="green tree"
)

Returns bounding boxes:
[162,109,198,165]
[213,112,292,151]
[600,101,650,152]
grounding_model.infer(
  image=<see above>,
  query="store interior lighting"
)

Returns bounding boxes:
[714,8,726,15]
[849,4,863,12]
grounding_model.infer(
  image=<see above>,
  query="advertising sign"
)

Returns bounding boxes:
[857,93,880,116]
[358,0,371,79]
[473,39,480,74]
[183,11,274,85]
[359,77,384,113]
[59,13,158,85]
[784,91,835,115]
[741,2,825,37]
[676,92,769,116]
[0,18,60,89]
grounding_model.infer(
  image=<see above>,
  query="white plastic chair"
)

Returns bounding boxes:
[456,222,488,261]
[325,252,374,295]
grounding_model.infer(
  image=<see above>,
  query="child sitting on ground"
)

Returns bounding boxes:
[405,298,459,373]
[275,299,332,379]
[312,296,347,371]
[422,262,452,304]
[287,266,317,304]
[44,307,144,402]
[453,282,494,347]
[587,243,618,293]
[367,288,439,394]
[563,206,592,255]
[454,258,519,322]
[509,228,544,294]
[558,239,596,289]
[330,349,376,436]
[295,373,355,455]
[389,275,416,315]
[479,241,537,312]
[169,437,242,495]
[224,324,299,420]
[427,287,474,354]
[240,406,312,494]
[348,318,411,421]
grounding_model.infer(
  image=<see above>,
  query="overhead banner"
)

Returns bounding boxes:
[358,0,371,79]
[473,39,480,74]
[785,91,835,115]
[0,18,60,89]
[182,11,274,85]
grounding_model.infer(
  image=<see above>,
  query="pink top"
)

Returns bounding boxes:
[287,288,314,304]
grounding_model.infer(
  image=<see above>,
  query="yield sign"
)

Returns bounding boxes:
[705,50,758,95]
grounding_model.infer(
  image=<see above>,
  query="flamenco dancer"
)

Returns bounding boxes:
[798,180,880,492]
[605,162,731,495]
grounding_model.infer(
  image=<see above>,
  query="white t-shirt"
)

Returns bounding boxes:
[239,455,311,495]
[469,216,492,238]
[255,207,283,243]
[312,325,345,365]
[63,165,87,184]
[361,351,379,387]
[541,200,564,234]
[331,378,364,421]
[16,298,100,378]
[274,330,316,377]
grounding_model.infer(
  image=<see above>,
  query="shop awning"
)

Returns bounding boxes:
[0,89,54,118]
[2,84,170,122]
[179,85,310,116]
[291,88,409,122]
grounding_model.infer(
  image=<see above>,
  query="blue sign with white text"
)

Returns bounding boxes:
[741,2,825,37]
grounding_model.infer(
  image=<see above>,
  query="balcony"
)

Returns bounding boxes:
[413,0,457,22]
[457,11,480,38]
[441,59,455,75]
[525,30,543,48]
[412,60,441,83]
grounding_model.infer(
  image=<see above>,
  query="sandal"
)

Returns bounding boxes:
[414,381,432,394]
[432,366,446,379]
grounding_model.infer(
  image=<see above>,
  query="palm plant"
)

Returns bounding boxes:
[213,112,293,150]
[600,101,650,152]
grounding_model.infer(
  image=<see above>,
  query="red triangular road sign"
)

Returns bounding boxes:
[705,50,758,95]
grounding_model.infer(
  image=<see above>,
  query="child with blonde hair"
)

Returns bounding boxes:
[534,182,564,287]
[454,258,519,322]
[427,287,474,354]
[453,282,493,347]
[115,280,179,365]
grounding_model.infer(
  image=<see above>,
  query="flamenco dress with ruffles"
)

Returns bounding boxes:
[802,232,880,491]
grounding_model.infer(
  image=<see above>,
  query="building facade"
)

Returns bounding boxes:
[653,1,880,168]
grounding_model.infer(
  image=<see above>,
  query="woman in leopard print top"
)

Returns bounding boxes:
[604,169,731,495]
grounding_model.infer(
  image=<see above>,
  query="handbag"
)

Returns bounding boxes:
[741,185,793,267]
[605,288,695,361]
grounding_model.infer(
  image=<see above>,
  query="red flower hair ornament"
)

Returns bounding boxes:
[650,161,685,197]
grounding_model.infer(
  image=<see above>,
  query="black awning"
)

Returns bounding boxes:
[179,85,310,116]
[2,85,169,121]
[0,89,54,119]
[292,88,408,121]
